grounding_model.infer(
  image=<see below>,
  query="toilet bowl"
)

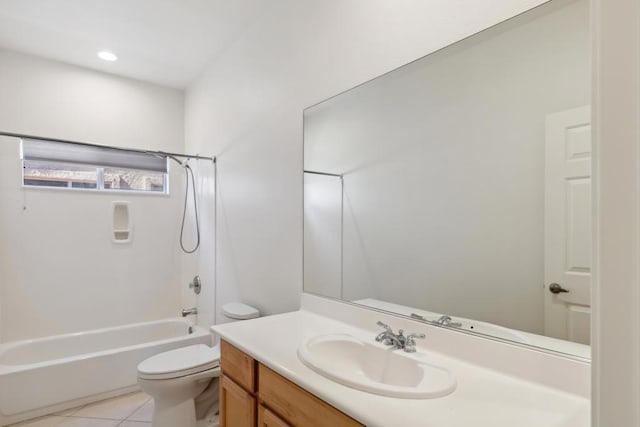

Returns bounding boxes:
[137,302,260,427]
[138,344,220,427]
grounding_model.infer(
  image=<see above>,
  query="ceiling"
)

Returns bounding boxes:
[0,0,264,88]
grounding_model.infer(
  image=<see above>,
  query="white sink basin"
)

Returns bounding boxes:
[297,334,456,399]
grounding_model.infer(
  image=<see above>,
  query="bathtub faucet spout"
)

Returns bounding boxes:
[181,307,198,317]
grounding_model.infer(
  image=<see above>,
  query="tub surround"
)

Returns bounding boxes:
[212,294,590,427]
[0,50,188,346]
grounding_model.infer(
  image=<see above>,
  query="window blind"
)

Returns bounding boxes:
[21,139,168,173]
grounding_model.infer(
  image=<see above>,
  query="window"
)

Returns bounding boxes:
[21,139,168,194]
[23,160,98,189]
[103,167,165,192]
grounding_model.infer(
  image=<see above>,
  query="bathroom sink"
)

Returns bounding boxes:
[297,334,456,398]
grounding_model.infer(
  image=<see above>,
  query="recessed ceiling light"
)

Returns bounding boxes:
[97,51,118,62]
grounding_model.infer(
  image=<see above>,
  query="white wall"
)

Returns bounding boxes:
[0,50,184,152]
[592,0,640,424]
[185,0,553,322]
[303,0,589,335]
[0,50,188,342]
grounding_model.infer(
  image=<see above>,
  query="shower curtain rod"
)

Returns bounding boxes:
[303,169,343,178]
[0,131,216,162]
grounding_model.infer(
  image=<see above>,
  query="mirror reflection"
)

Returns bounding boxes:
[303,0,590,358]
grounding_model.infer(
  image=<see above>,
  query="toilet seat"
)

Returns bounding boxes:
[138,344,220,380]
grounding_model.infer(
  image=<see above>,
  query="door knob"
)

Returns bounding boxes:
[549,283,569,294]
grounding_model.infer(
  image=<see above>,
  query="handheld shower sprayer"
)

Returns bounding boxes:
[167,155,201,254]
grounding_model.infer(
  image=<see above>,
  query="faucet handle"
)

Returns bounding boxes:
[376,321,392,332]
[404,332,426,353]
[407,332,426,340]
[375,321,393,343]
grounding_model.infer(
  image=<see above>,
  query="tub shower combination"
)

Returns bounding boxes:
[0,318,209,426]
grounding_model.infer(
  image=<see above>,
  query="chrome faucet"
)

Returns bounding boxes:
[182,307,198,317]
[434,315,462,328]
[375,321,425,352]
[375,321,395,342]
[375,321,406,348]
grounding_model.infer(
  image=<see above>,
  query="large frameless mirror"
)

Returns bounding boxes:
[303,0,590,359]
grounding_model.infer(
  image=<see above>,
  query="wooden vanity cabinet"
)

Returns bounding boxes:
[220,339,363,427]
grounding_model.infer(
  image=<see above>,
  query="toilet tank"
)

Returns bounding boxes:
[222,303,260,320]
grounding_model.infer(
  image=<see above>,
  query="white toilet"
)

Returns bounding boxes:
[137,302,260,427]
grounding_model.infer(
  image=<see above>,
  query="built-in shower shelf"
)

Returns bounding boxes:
[113,229,130,242]
[112,202,132,243]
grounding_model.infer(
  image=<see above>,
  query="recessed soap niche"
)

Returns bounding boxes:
[112,201,132,243]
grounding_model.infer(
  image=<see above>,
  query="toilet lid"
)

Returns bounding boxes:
[138,344,220,380]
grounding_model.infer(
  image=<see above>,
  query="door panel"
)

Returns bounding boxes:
[568,305,591,345]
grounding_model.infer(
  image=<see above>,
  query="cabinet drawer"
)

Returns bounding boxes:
[221,340,256,393]
[258,364,363,427]
[258,404,291,427]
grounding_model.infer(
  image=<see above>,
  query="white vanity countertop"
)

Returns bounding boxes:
[212,307,590,427]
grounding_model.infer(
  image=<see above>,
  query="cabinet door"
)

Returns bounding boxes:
[220,375,256,427]
[258,405,291,427]
[221,340,256,392]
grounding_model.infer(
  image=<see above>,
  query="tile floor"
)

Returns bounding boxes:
[9,391,219,427]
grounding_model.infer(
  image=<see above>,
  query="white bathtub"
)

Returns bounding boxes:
[0,318,211,426]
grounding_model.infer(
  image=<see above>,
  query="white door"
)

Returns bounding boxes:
[544,105,591,344]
